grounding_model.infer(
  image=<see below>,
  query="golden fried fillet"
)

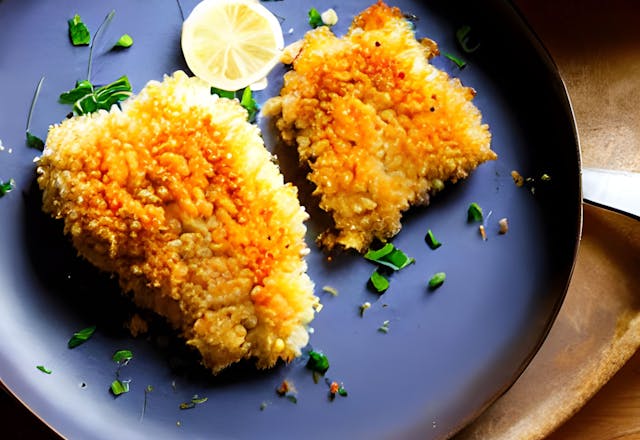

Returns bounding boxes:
[263,1,497,252]
[37,71,318,374]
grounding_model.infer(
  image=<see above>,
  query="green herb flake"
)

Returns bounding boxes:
[114,33,133,49]
[191,395,208,405]
[308,8,323,28]
[59,80,94,104]
[68,14,91,46]
[112,349,133,364]
[240,86,259,122]
[110,379,130,396]
[68,325,96,348]
[424,229,442,249]
[180,394,208,410]
[378,320,390,334]
[456,25,480,53]
[36,365,52,374]
[365,243,414,271]
[369,269,390,293]
[0,179,15,198]
[428,272,446,289]
[259,401,268,411]
[338,386,348,397]
[540,173,551,182]
[467,202,483,222]
[384,248,415,270]
[364,242,394,261]
[60,76,132,116]
[26,132,44,150]
[211,87,235,99]
[443,53,466,69]
[306,350,330,375]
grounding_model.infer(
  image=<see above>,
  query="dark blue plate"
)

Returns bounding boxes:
[0,0,581,438]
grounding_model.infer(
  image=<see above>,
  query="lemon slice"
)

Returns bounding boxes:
[181,0,284,91]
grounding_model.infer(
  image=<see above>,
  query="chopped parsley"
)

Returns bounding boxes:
[191,395,208,405]
[456,25,480,53]
[26,133,44,150]
[467,202,483,222]
[239,86,259,122]
[180,395,208,409]
[67,325,96,348]
[428,272,446,290]
[68,14,91,46]
[112,349,133,365]
[114,33,133,49]
[424,229,441,249]
[364,243,414,271]
[211,87,235,99]
[59,76,132,115]
[443,53,466,69]
[306,350,330,375]
[308,8,323,28]
[0,179,15,198]
[36,365,52,374]
[110,379,130,396]
[369,269,389,293]
[365,243,413,293]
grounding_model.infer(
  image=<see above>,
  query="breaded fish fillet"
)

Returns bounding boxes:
[37,71,318,374]
[263,1,497,252]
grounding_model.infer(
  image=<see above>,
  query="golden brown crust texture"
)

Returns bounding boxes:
[264,1,496,252]
[37,71,318,374]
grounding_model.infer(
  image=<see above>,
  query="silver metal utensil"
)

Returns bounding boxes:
[582,168,640,220]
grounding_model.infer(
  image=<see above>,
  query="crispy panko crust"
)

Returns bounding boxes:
[263,1,497,252]
[37,71,318,374]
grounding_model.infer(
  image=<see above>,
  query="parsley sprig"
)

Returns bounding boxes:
[364,243,414,293]
[59,76,132,115]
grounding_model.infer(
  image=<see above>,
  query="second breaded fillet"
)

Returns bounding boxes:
[37,71,318,374]
[264,1,497,252]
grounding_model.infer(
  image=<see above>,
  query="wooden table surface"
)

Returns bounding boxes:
[2,0,639,439]
[457,0,640,438]
[513,0,640,438]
